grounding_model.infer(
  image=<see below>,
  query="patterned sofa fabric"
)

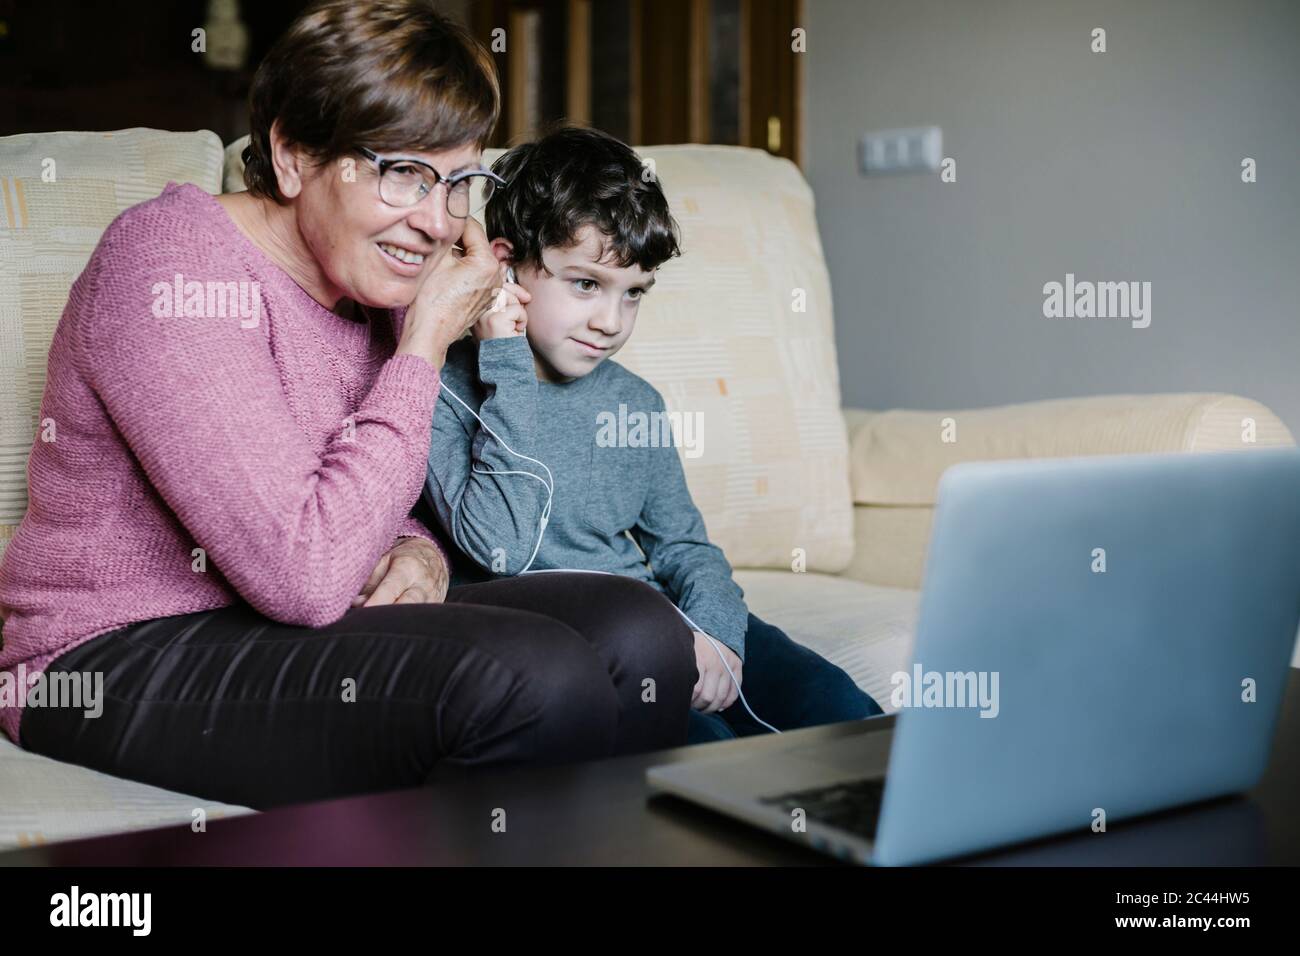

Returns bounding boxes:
[0,128,225,567]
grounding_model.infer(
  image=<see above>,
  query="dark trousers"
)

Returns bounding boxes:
[19,573,695,810]
[688,613,884,742]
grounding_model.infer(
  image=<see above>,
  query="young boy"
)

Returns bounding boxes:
[422,126,882,744]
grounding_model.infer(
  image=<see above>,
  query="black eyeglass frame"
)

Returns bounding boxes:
[356,147,506,216]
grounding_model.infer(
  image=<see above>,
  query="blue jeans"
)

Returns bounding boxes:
[687,613,884,743]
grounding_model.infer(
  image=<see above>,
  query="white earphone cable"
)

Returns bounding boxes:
[439,380,553,573]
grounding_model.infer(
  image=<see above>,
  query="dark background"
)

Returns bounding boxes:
[0,0,307,141]
[0,0,793,158]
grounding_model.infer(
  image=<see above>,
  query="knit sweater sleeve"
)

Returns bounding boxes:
[629,387,750,660]
[75,209,442,628]
[423,336,550,575]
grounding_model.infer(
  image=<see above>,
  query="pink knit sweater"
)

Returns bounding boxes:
[0,182,445,744]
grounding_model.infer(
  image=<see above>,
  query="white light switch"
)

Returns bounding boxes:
[859,126,942,174]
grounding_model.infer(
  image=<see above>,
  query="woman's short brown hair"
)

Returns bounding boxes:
[243,0,500,203]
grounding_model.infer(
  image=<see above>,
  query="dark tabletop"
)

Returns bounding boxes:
[3,669,1298,866]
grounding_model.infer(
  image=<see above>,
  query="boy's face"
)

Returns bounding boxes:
[494,225,656,382]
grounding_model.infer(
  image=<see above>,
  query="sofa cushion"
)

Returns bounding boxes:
[0,128,226,567]
[733,569,919,714]
[838,505,933,592]
[224,137,856,574]
[0,736,254,852]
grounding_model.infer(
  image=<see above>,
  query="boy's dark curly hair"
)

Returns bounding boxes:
[486,124,682,274]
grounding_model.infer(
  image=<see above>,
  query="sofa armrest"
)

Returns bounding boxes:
[844,393,1294,507]
[837,393,1294,590]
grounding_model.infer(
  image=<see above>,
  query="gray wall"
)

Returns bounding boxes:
[805,0,1300,431]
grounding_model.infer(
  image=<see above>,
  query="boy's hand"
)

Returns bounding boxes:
[472,278,531,340]
[692,631,742,714]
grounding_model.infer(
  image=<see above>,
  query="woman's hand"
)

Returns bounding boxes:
[692,631,743,714]
[396,217,509,369]
[351,537,450,608]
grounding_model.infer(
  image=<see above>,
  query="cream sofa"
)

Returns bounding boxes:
[0,128,1293,853]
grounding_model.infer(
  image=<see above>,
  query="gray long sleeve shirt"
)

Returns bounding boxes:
[423,335,750,659]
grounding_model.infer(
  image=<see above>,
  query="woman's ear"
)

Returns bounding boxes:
[489,238,514,264]
[269,119,306,200]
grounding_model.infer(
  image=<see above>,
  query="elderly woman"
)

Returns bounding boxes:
[0,0,695,809]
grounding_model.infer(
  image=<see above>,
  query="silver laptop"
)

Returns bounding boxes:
[646,448,1300,865]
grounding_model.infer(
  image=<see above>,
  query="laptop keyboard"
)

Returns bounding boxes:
[759,777,885,839]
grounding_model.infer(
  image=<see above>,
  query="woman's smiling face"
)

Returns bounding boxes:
[292,141,484,310]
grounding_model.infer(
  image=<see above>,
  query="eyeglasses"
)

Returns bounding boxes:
[356,147,505,218]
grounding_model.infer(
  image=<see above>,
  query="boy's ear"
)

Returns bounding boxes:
[489,238,514,264]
